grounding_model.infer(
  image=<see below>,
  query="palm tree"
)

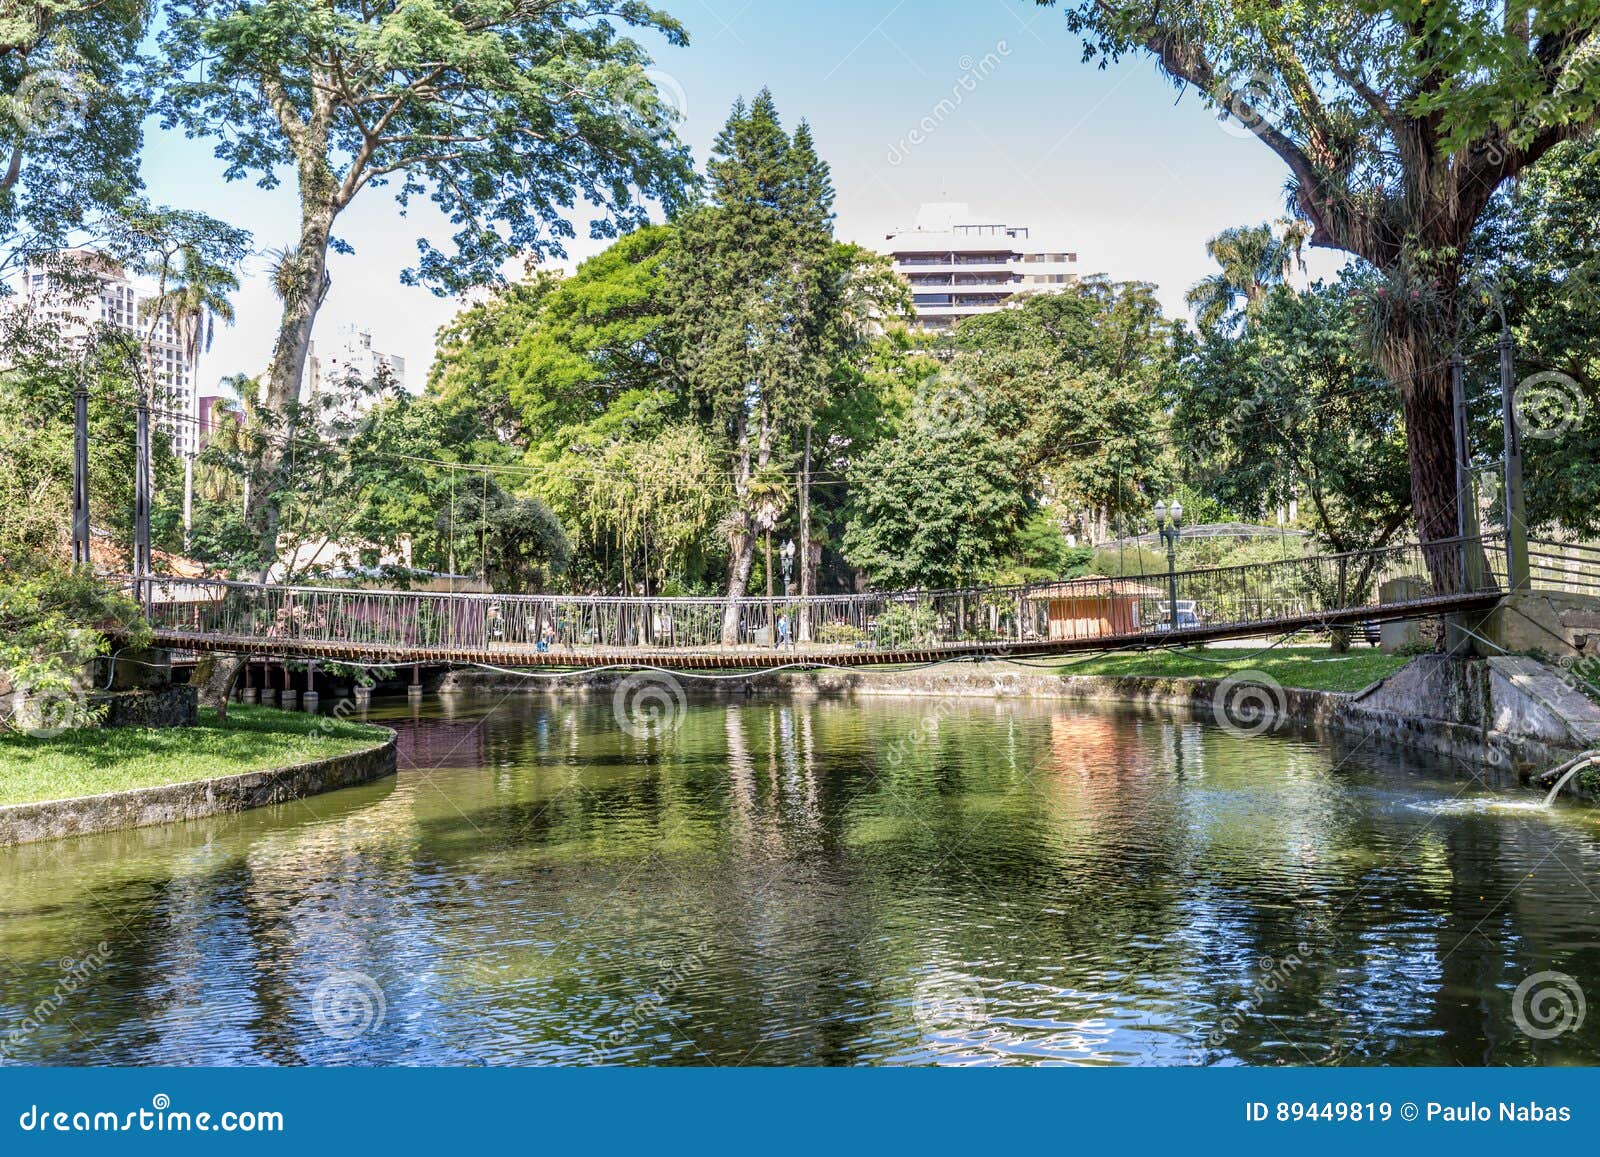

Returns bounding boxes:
[140,245,241,547]
[141,244,240,372]
[1186,219,1310,334]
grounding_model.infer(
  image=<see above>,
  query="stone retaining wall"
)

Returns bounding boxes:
[0,733,397,847]
[93,685,198,729]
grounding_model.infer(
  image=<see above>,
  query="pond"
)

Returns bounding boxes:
[1,690,1596,1066]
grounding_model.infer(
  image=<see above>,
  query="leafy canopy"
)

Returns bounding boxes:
[155,0,697,291]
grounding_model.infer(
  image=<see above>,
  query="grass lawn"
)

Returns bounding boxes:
[0,705,390,808]
[1050,645,1413,693]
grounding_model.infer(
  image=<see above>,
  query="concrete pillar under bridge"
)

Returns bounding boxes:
[1483,590,1600,660]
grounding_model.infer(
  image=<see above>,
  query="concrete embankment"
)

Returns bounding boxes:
[0,733,397,847]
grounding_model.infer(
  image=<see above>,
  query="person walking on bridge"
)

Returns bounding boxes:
[776,612,791,651]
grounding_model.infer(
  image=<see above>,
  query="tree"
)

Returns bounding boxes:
[0,0,148,279]
[431,481,570,591]
[1038,0,1600,586]
[108,202,251,406]
[668,91,904,640]
[1186,220,1308,333]
[842,417,1030,591]
[156,0,696,576]
[0,309,153,730]
[950,279,1181,545]
[1473,138,1600,535]
[140,244,239,377]
[1178,269,1414,555]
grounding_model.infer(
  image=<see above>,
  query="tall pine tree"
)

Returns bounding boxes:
[668,91,839,643]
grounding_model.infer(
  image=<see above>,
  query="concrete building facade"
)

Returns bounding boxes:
[23,251,203,456]
[302,323,407,410]
[882,203,1079,330]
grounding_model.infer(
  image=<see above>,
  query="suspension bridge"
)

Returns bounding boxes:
[121,534,1595,672]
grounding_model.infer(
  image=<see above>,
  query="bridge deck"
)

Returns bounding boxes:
[142,592,1504,670]
[121,536,1564,672]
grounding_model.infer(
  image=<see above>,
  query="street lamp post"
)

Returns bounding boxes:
[1154,499,1184,631]
[780,539,796,649]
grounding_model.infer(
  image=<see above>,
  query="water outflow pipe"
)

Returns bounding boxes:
[1538,751,1600,808]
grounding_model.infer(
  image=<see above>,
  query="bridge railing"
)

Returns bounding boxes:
[127,535,1515,659]
[1526,539,1600,595]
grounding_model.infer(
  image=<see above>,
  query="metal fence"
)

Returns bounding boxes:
[126,535,1523,664]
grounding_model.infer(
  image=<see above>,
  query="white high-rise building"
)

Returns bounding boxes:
[882,204,1080,330]
[23,251,203,456]
[302,323,407,407]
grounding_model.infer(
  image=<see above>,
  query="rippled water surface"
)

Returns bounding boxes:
[3,692,1598,1066]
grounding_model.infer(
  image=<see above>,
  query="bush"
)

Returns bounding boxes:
[0,569,149,736]
[816,621,867,646]
[874,603,939,647]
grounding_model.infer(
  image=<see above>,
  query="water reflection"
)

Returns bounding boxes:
[1,692,1597,1067]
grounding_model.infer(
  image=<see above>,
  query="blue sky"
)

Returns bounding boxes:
[138,0,1349,396]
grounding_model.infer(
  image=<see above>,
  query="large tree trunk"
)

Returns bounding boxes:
[201,208,334,707]
[721,521,756,645]
[1401,379,1464,594]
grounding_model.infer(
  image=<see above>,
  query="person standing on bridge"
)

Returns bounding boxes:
[776,612,791,651]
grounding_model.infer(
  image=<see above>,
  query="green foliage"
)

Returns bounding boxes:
[154,0,696,293]
[949,280,1181,543]
[873,602,939,648]
[0,315,154,728]
[842,419,1030,591]
[438,487,571,593]
[0,0,149,279]
[815,621,867,646]
[1039,0,1600,563]
[1474,138,1600,534]
[985,511,1083,586]
[1186,220,1309,334]
[1177,269,1413,554]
